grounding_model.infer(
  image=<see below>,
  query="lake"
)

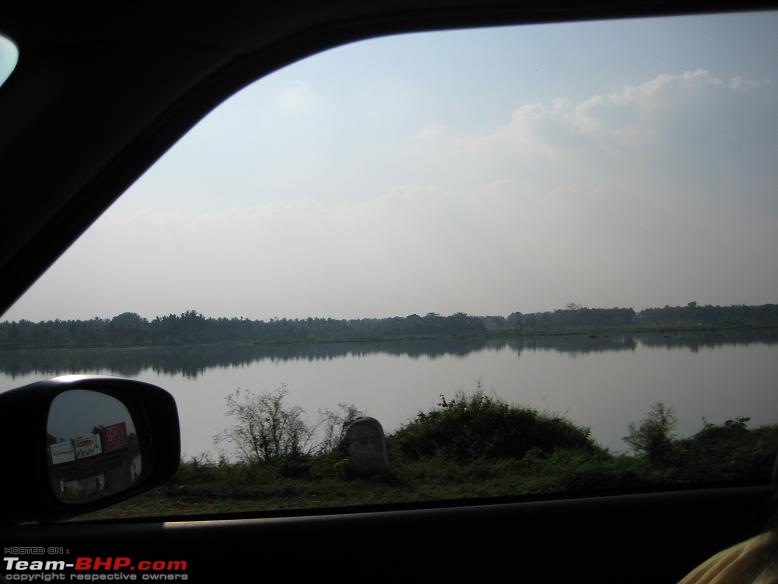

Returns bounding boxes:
[1,330,776,457]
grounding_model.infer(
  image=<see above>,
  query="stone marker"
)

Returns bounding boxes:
[344,417,391,477]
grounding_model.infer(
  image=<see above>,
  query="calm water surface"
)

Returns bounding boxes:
[1,331,776,457]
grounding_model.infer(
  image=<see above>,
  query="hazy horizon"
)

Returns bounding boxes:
[2,301,776,324]
[3,11,777,323]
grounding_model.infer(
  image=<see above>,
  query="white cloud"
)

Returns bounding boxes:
[5,70,777,322]
[476,69,762,154]
[727,75,773,91]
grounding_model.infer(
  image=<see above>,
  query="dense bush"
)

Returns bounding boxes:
[388,390,596,462]
[666,417,778,482]
[621,406,778,483]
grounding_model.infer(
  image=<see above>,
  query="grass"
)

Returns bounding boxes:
[73,393,778,522]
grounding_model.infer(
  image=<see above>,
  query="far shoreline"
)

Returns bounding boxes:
[2,322,777,353]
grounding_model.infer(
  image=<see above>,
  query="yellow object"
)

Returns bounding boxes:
[679,531,777,584]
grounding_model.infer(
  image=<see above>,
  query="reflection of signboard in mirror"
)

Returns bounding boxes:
[73,433,102,459]
[49,441,75,465]
[46,389,146,504]
[99,422,128,453]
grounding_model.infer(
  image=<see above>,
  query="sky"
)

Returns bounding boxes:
[48,388,137,442]
[3,11,778,322]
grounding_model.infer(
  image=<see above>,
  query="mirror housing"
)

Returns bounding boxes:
[0,376,179,523]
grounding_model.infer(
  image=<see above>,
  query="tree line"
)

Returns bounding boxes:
[496,302,778,333]
[1,303,777,350]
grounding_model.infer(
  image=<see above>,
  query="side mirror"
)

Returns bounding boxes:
[0,376,179,523]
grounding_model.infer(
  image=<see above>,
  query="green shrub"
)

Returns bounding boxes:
[388,390,595,461]
[667,418,778,482]
[215,385,362,465]
[623,402,677,464]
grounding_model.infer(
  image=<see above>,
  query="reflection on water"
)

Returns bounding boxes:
[2,330,777,455]
[1,330,776,378]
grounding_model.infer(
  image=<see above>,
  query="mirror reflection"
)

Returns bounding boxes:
[47,390,142,504]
